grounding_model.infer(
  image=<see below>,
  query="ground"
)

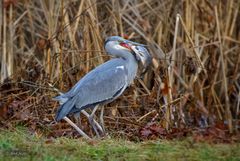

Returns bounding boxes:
[0,127,239,161]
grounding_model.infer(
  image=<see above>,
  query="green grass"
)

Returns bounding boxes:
[0,128,239,161]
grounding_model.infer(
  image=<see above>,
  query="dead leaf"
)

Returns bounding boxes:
[140,128,152,138]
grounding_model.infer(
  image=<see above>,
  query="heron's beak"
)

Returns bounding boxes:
[123,40,147,47]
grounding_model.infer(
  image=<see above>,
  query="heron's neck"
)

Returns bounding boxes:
[118,51,138,84]
[128,55,138,84]
[105,43,138,83]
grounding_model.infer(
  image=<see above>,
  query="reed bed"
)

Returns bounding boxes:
[0,0,239,139]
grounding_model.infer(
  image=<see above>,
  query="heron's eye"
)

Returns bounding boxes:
[119,42,131,50]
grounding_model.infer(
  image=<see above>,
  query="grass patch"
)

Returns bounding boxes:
[0,128,239,161]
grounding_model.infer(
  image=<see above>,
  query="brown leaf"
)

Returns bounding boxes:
[3,0,17,9]
[150,125,166,135]
[0,102,8,119]
[160,79,169,95]
[45,138,54,144]
[140,128,152,138]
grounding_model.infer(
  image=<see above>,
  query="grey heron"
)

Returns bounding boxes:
[54,36,152,135]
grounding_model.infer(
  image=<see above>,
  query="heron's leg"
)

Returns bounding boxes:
[100,107,105,133]
[81,110,103,133]
[89,105,100,137]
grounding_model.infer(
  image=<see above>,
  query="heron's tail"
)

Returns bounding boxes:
[53,95,68,105]
[55,97,76,121]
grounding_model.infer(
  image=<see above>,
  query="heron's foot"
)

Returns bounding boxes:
[88,116,100,138]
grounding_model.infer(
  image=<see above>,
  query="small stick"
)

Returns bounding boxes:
[137,110,156,122]
[137,78,151,95]
[63,116,91,139]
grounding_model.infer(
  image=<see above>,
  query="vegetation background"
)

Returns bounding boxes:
[0,0,240,142]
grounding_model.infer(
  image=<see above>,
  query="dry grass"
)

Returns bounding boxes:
[0,0,240,138]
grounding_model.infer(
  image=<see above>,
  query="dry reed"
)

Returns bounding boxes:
[0,0,239,137]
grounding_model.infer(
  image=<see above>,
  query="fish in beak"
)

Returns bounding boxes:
[121,39,152,74]
[121,39,151,66]
[131,45,152,74]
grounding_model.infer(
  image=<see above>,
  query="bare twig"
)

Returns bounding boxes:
[63,116,90,139]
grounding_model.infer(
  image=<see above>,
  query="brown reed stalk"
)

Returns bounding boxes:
[214,6,233,133]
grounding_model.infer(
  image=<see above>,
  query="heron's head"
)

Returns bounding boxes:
[104,36,132,52]
[104,36,152,68]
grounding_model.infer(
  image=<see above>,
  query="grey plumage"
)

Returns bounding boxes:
[54,36,151,121]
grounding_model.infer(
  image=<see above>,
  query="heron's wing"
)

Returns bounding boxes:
[75,62,128,108]
[55,59,128,121]
[54,58,125,100]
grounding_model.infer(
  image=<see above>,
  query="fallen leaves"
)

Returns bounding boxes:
[1,75,239,143]
[139,121,240,143]
[140,122,188,140]
[192,122,240,143]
